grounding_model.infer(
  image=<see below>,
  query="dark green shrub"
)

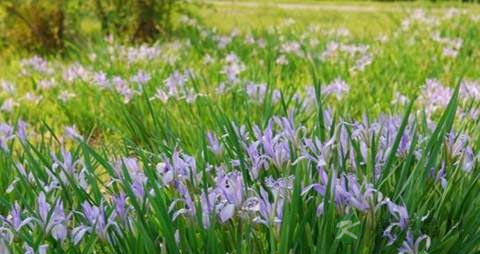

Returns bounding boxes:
[0,0,68,54]
[94,0,194,42]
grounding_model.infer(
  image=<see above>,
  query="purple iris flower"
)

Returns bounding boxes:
[20,56,52,75]
[299,137,334,169]
[0,123,14,151]
[272,111,304,145]
[62,63,90,83]
[222,53,245,83]
[245,82,267,103]
[231,123,249,147]
[398,133,411,156]
[420,79,452,114]
[269,140,290,168]
[172,151,198,184]
[386,199,409,229]
[130,70,151,85]
[243,187,281,226]
[207,171,246,223]
[131,180,145,201]
[92,71,109,89]
[322,78,349,99]
[382,198,409,245]
[200,189,217,228]
[245,141,269,179]
[217,171,244,207]
[265,176,294,200]
[72,201,115,245]
[113,157,148,200]
[207,132,223,156]
[343,175,375,211]
[398,231,431,254]
[248,176,294,225]
[36,193,69,241]
[51,148,87,189]
[445,132,475,172]
[254,122,291,168]
[16,120,28,143]
[169,181,196,221]
[302,171,375,215]
[156,161,174,186]
[112,76,136,103]
[156,151,198,187]
[462,147,475,172]
[1,202,33,233]
[64,126,83,141]
[113,193,128,222]
[432,162,448,189]
[169,166,246,227]
[24,243,48,254]
[164,71,187,97]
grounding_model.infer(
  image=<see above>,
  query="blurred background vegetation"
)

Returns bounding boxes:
[0,0,478,57]
[0,0,203,56]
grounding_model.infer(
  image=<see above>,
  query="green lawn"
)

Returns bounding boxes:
[198,1,480,34]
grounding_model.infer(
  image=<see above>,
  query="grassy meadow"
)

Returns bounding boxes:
[1,1,480,254]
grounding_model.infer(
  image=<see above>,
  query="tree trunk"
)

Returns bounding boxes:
[134,0,160,41]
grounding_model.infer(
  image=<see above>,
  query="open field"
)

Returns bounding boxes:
[199,1,480,33]
[1,1,480,254]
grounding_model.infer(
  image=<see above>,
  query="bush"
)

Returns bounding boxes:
[0,0,67,54]
[93,0,194,41]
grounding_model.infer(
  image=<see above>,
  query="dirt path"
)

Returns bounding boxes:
[208,1,479,13]
[208,1,402,13]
